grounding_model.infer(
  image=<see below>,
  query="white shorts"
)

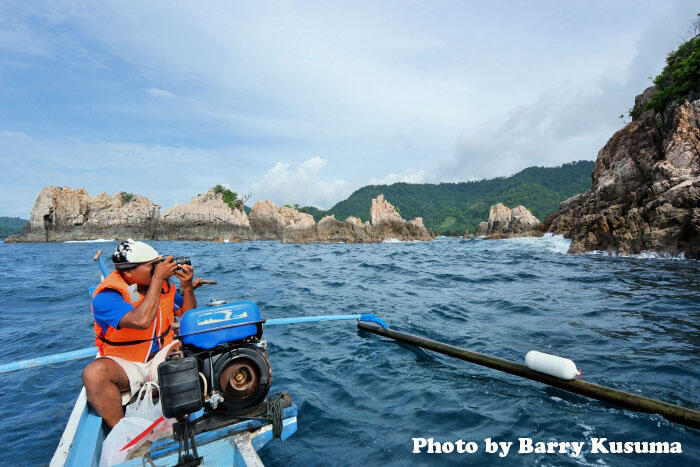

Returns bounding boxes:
[102,341,178,405]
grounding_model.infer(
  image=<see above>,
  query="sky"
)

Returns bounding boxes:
[1,1,698,217]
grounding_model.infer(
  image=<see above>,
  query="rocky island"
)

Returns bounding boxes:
[13,188,162,242]
[465,203,542,239]
[6,189,432,243]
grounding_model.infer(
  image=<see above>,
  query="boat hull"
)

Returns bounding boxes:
[51,388,297,466]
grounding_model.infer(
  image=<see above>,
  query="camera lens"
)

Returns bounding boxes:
[173,256,191,266]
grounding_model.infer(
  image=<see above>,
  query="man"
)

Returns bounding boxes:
[83,239,200,427]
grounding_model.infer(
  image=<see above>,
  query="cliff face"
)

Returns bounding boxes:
[10,190,433,243]
[248,201,317,242]
[248,194,433,243]
[16,187,160,242]
[316,215,369,242]
[466,203,541,239]
[367,194,432,242]
[160,190,253,241]
[545,90,700,258]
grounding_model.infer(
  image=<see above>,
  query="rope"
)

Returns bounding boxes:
[265,393,284,438]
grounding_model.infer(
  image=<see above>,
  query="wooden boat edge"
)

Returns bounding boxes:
[50,386,298,466]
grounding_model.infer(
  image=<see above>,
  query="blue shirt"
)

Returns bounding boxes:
[92,289,184,353]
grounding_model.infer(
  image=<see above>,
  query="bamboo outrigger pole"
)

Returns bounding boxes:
[357,321,700,430]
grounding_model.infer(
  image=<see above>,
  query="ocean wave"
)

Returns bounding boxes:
[587,249,689,260]
[497,233,571,254]
[2,238,699,465]
[381,237,425,243]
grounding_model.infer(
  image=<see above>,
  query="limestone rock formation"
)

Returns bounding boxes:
[160,189,253,241]
[465,203,541,239]
[248,201,317,243]
[545,89,700,258]
[371,194,403,225]
[316,215,371,242]
[13,186,160,242]
[475,222,489,237]
[244,195,432,243]
[10,189,434,243]
[368,195,432,241]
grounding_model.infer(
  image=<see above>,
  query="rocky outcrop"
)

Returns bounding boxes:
[316,215,370,242]
[247,195,432,243]
[371,194,403,225]
[367,194,432,241]
[9,189,433,243]
[159,189,253,241]
[545,90,700,257]
[465,203,542,239]
[10,186,160,242]
[248,201,317,242]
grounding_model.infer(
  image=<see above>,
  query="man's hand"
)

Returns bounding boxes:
[152,256,178,283]
[176,264,197,313]
[175,264,195,289]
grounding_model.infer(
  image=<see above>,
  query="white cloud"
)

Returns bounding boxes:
[368,169,425,185]
[1,1,698,217]
[249,157,351,209]
[434,82,617,181]
[145,87,175,98]
[433,1,699,182]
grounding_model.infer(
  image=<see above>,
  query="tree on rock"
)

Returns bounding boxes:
[213,184,248,211]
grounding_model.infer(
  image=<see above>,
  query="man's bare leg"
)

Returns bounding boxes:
[82,358,131,428]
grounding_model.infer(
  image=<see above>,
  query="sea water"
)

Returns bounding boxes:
[0,236,697,466]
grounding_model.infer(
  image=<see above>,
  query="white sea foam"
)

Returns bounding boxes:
[64,238,115,243]
[587,250,688,260]
[499,233,571,254]
[381,238,424,243]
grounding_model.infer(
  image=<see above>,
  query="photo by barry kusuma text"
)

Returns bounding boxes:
[412,437,683,458]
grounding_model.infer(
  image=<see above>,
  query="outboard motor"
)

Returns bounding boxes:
[161,301,271,415]
[158,300,271,466]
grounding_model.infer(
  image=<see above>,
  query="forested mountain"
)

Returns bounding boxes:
[0,217,27,239]
[300,161,594,236]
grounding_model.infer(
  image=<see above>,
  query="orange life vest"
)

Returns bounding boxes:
[92,270,176,362]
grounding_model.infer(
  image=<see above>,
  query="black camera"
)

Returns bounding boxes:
[172,256,191,269]
[153,255,191,271]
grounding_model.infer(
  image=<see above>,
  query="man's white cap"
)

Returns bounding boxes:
[112,239,160,270]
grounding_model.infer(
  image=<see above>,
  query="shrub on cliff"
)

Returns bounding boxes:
[213,184,243,211]
[632,31,700,119]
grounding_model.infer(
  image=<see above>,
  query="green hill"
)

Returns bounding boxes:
[0,217,27,239]
[300,160,594,236]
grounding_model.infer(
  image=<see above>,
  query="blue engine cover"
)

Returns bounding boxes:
[179,301,263,349]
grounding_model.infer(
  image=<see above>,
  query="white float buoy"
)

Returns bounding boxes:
[525,350,580,380]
